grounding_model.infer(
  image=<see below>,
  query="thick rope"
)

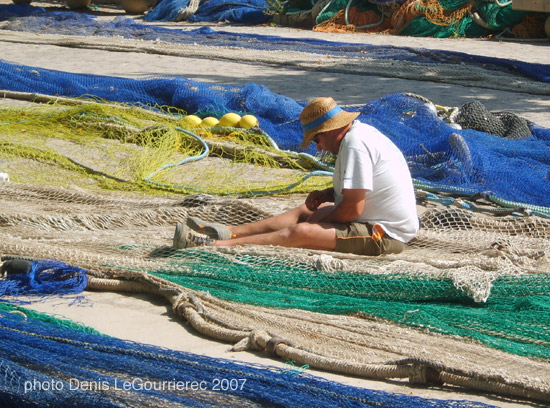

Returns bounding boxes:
[85,275,550,402]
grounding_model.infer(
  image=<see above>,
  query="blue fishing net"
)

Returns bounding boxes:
[0,259,88,302]
[188,0,270,24]
[1,58,549,209]
[0,303,501,408]
[1,5,549,208]
[0,2,45,18]
[1,5,549,82]
[146,0,271,23]
[145,0,193,21]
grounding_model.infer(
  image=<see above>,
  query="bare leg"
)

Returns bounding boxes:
[228,203,336,238]
[215,221,337,250]
[228,203,312,238]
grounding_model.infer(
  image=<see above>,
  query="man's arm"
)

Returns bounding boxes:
[319,188,366,223]
[305,187,335,211]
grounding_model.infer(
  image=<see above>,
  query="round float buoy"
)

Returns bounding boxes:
[218,113,241,128]
[201,117,219,127]
[238,115,259,129]
[181,115,202,127]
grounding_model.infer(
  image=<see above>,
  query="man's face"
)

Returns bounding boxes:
[312,130,339,154]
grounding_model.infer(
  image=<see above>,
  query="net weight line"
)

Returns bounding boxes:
[85,271,550,403]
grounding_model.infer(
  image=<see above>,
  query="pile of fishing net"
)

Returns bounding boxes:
[312,0,548,38]
[0,182,549,404]
[146,0,271,23]
[138,0,549,38]
[2,0,548,38]
[1,17,550,405]
[1,81,549,405]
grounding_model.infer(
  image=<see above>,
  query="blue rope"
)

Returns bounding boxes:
[144,127,210,182]
[0,259,88,303]
[144,127,334,196]
[247,170,334,196]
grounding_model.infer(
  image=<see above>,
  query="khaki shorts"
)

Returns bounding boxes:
[334,222,406,256]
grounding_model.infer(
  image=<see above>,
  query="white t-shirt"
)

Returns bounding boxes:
[333,121,419,243]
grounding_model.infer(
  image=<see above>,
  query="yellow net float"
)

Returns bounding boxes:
[201,117,219,127]
[218,112,242,127]
[239,115,259,129]
[181,115,202,127]
[197,113,259,129]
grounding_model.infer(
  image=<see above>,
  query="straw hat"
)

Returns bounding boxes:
[299,97,360,148]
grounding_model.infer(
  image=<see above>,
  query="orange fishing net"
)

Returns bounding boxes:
[390,0,473,34]
[314,7,392,33]
[417,0,474,26]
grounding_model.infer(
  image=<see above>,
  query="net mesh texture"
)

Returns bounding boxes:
[0,5,549,406]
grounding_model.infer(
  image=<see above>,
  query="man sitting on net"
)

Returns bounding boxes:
[173,97,419,256]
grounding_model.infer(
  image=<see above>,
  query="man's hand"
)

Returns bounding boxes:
[320,189,366,223]
[305,189,333,211]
